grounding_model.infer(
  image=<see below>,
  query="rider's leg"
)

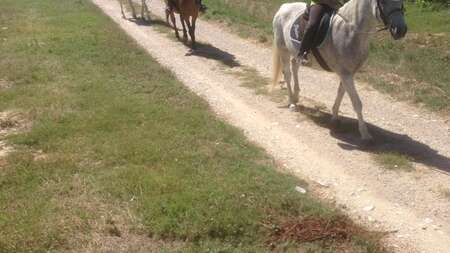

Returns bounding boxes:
[298,4,326,61]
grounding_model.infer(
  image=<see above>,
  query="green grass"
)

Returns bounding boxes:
[203,0,298,43]
[0,0,384,252]
[404,3,450,34]
[202,0,450,112]
[374,152,414,171]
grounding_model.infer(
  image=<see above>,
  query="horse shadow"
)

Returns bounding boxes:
[125,17,169,28]
[296,104,450,173]
[184,42,240,68]
[126,17,240,68]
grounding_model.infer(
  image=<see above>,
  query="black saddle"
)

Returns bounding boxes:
[297,6,335,71]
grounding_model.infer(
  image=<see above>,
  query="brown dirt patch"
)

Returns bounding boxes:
[271,216,358,243]
[0,111,29,159]
[0,111,29,135]
[268,215,387,251]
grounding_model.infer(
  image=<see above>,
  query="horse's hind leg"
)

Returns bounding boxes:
[180,14,188,41]
[141,0,145,19]
[143,0,151,21]
[281,52,295,107]
[119,0,126,18]
[291,58,300,104]
[127,0,137,19]
[341,75,373,141]
[332,82,345,122]
[184,16,197,49]
[141,0,150,21]
[165,7,170,24]
[169,12,180,38]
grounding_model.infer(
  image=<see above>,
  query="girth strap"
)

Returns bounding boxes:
[311,49,332,72]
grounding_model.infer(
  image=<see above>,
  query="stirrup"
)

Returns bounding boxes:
[298,52,309,65]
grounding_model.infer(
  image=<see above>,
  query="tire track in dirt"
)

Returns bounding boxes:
[93,1,450,252]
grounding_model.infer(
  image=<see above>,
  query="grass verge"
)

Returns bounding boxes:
[373,152,414,171]
[0,0,384,252]
[202,0,450,112]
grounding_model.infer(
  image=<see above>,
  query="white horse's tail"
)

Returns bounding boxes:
[271,40,282,91]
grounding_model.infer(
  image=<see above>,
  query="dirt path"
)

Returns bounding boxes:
[93,0,450,252]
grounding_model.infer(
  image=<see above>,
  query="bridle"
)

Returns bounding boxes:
[376,0,405,30]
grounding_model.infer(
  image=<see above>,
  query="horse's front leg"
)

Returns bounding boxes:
[341,75,373,142]
[332,82,345,124]
[190,15,197,49]
[291,58,300,104]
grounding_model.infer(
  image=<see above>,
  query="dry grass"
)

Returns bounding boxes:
[373,152,414,172]
[0,111,29,160]
[0,80,12,89]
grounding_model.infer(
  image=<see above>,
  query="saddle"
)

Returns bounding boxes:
[295,6,335,71]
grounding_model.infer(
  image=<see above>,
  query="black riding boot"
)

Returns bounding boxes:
[299,4,327,63]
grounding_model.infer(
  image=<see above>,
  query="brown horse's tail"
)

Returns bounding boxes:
[271,40,282,92]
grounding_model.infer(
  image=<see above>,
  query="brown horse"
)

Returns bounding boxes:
[165,0,201,49]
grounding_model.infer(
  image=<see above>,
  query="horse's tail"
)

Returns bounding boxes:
[271,39,282,92]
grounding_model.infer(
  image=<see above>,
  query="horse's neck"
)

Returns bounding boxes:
[338,0,377,33]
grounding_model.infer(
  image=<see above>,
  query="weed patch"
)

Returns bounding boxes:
[374,152,414,171]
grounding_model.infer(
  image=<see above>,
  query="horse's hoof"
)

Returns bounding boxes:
[288,104,297,111]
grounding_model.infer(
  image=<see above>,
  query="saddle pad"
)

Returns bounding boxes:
[289,13,305,53]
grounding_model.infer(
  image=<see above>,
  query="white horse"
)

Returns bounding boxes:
[119,0,151,21]
[272,0,407,143]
